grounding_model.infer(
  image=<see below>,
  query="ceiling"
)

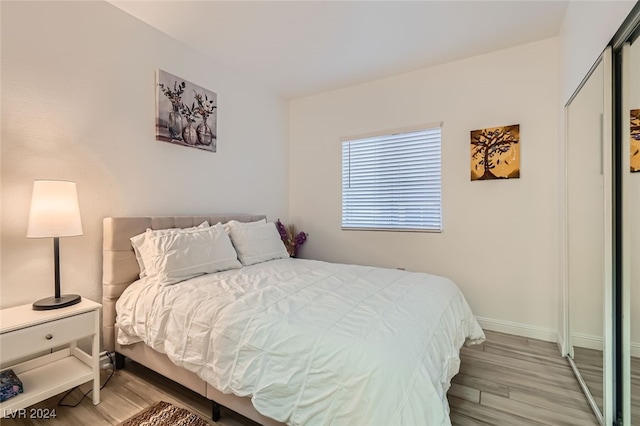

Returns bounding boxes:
[109,1,569,99]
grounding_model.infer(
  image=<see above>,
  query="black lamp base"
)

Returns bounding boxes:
[32,294,81,311]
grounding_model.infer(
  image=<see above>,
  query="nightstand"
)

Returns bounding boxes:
[0,299,101,417]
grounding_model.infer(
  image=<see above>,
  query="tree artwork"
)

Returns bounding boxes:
[470,124,520,181]
[631,109,640,173]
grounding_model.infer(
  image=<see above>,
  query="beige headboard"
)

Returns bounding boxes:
[102,214,267,352]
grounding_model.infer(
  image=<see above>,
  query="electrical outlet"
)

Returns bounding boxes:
[100,352,113,370]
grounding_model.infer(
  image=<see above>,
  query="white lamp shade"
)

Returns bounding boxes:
[27,180,83,238]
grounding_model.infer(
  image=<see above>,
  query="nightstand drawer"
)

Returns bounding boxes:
[0,311,95,363]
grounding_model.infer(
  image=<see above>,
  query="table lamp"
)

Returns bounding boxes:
[27,180,83,310]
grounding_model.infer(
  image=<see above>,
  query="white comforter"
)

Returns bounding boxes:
[116,258,484,426]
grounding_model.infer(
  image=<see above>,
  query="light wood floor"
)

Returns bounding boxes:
[449,330,598,426]
[572,346,603,414]
[2,330,599,426]
[633,355,640,425]
[572,347,640,424]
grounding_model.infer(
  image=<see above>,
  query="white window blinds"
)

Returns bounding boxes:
[341,127,442,232]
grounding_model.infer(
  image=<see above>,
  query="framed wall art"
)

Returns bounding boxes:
[470,124,520,180]
[156,69,217,152]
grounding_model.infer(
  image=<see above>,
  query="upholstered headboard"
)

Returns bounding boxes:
[102,214,266,352]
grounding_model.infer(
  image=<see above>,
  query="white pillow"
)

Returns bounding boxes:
[130,221,209,278]
[223,218,266,234]
[228,222,289,266]
[141,222,241,286]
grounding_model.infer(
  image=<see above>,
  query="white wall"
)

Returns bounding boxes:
[0,1,289,308]
[560,1,636,104]
[289,38,560,338]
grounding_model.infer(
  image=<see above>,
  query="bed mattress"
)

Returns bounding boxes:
[116,258,484,426]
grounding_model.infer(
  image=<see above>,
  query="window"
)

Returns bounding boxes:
[341,126,442,232]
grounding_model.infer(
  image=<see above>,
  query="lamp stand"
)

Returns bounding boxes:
[32,237,81,311]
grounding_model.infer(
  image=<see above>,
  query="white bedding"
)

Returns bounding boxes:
[116,258,484,426]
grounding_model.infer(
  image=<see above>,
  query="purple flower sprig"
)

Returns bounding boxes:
[276,219,288,240]
[275,219,308,258]
[294,231,307,246]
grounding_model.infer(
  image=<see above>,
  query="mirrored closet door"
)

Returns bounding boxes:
[566,48,613,425]
[625,36,639,425]
[567,5,640,424]
[620,24,640,426]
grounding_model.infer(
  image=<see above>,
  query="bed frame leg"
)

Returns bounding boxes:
[212,401,221,421]
[115,352,126,370]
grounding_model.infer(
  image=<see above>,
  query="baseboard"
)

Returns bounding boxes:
[556,333,567,356]
[571,333,603,351]
[570,334,640,357]
[476,316,557,343]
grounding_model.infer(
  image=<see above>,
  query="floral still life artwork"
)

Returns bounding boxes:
[631,109,640,172]
[276,219,308,258]
[470,124,520,180]
[156,69,217,152]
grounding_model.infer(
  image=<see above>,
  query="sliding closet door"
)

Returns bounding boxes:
[566,47,613,425]
[601,48,614,426]
[621,36,640,426]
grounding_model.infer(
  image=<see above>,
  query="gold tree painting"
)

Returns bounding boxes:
[631,109,640,173]
[470,124,520,181]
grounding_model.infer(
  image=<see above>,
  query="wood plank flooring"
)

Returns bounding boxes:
[1,330,600,426]
[571,346,640,424]
[449,330,598,426]
[572,346,603,415]
[632,355,640,425]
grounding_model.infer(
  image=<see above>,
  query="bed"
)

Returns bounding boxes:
[103,215,484,426]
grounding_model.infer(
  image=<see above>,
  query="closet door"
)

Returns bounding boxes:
[621,35,640,426]
[566,47,613,425]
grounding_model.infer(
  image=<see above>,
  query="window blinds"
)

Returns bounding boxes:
[342,127,442,231]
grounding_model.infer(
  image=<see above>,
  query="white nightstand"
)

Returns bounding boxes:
[0,299,101,417]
